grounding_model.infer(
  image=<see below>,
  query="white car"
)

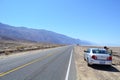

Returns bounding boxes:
[84,48,112,66]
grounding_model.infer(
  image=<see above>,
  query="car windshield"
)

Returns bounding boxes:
[92,49,107,54]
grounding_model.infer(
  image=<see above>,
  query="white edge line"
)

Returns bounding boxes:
[65,49,73,80]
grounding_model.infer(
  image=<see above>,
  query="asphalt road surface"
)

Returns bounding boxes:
[0,46,76,80]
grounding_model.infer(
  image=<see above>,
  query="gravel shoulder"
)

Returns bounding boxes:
[74,46,120,80]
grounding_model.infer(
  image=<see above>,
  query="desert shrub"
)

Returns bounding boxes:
[5,50,11,55]
[16,46,25,51]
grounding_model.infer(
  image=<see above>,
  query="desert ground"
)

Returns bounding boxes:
[0,40,63,55]
[74,46,120,80]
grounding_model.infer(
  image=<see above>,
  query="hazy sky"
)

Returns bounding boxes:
[0,0,120,46]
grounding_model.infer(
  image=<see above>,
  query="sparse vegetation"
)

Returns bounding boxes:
[0,40,64,55]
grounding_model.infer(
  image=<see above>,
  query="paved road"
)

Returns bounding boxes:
[0,46,76,80]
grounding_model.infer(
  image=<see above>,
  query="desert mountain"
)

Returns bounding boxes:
[0,22,91,45]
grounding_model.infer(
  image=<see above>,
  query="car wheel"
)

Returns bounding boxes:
[84,58,86,61]
[84,57,86,61]
[87,63,91,66]
[87,58,92,66]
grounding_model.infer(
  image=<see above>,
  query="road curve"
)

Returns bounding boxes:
[0,46,76,80]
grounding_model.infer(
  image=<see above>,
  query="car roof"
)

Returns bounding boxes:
[89,48,106,50]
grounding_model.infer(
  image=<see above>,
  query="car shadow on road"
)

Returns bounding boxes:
[90,65,120,72]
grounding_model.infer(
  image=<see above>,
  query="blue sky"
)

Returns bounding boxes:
[0,0,120,46]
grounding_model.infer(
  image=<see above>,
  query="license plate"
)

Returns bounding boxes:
[100,61,105,64]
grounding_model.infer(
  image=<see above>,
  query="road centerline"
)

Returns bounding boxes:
[0,54,53,77]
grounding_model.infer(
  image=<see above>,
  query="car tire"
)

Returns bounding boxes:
[87,63,91,66]
[87,58,92,66]
[84,57,86,61]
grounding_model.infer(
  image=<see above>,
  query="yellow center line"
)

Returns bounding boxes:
[0,54,53,77]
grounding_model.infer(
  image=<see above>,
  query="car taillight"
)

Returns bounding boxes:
[92,55,97,60]
[107,56,112,60]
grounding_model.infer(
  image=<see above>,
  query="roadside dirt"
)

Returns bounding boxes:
[74,46,120,80]
[0,40,63,55]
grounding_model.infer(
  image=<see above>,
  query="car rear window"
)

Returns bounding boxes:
[92,50,107,54]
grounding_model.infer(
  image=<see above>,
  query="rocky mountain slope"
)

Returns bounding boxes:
[0,23,91,45]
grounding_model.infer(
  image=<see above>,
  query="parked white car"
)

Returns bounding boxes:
[84,48,112,66]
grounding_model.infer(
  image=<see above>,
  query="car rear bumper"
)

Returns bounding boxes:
[89,59,112,65]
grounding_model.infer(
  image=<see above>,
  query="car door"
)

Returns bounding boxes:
[84,49,90,60]
[86,49,91,60]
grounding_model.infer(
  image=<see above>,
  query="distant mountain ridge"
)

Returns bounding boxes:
[0,22,91,45]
